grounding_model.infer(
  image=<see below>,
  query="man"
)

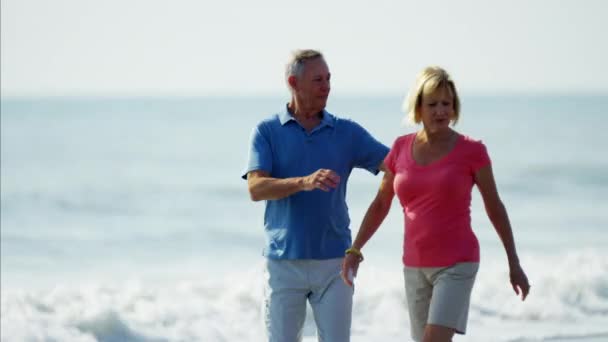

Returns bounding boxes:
[242,49,388,342]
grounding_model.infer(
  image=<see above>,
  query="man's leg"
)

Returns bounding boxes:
[264,259,309,342]
[308,258,353,342]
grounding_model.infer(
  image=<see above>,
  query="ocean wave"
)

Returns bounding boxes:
[0,182,246,218]
[1,190,143,217]
[507,332,608,342]
[2,250,607,341]
[1,277,265,342]
[516,163,608,190]
[471,249,608,321]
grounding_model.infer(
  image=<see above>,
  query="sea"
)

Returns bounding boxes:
[1,95,607,341]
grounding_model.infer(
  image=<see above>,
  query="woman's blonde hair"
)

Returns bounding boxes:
[403,66,461,125]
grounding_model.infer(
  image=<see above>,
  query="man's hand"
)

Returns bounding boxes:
[302,169,340,192]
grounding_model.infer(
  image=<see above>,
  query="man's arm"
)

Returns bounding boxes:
[247,169,340,201]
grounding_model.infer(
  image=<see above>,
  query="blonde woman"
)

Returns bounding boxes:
[341,67,530,342]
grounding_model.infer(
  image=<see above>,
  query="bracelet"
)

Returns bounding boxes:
[345,247,364,261]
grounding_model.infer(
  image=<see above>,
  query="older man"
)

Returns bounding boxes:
[242,49,388,342]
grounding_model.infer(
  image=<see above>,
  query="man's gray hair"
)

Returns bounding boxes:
[285,49,324,80]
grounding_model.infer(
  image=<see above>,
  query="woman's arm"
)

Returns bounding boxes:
[475,164,530,300]
[341,163,395,286]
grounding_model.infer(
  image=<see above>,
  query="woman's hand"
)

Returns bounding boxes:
[341,253,362,287]
[509,263,530,301]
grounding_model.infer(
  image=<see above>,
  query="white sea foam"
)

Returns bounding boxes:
[2,250,606,342]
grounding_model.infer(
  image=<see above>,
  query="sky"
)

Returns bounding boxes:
[1,0,607,97]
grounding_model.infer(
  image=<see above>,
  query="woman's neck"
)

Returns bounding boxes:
[418,128,454,145]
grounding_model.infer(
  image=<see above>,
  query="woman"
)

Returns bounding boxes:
[341,66,530,342]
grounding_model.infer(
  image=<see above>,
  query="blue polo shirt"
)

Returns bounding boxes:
[242,106,389,260]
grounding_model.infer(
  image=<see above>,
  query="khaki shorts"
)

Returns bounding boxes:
[264,258,353,342]
[403,262,479,342]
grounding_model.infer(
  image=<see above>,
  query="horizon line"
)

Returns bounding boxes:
[2,90,608,100]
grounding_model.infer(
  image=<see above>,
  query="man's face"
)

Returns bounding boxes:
[294,58,331,111]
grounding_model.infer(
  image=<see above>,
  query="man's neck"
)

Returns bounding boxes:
[288,100,323,132]
[288,101,323,121]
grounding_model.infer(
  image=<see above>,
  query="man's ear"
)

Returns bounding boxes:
[287,75,297,90]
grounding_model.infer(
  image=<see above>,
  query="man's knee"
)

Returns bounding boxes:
[310,278,353,342]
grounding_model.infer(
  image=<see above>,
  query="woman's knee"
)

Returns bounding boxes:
[422,324,455,342]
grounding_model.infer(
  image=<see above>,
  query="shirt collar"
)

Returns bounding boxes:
[279,104,335,128]
[279,105,294,125]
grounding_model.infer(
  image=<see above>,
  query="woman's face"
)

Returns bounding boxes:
[418,86,455,133]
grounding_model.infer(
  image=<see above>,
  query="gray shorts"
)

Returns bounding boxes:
[403,262,479,342]
[263,258,353,342]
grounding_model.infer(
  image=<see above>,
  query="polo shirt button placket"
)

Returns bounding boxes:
[305,131,313,143]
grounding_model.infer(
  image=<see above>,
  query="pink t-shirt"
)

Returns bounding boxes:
[384,133,491,267]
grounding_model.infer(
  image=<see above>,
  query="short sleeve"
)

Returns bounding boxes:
[241,123,273,179]
[383,137,401,174]
[471,140,491,173]
[351,121,389,175]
